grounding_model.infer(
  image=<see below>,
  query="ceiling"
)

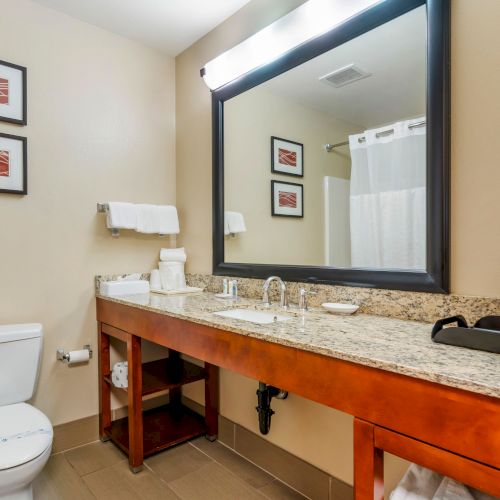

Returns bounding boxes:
[261,5,426,128]
[31,0,251,56]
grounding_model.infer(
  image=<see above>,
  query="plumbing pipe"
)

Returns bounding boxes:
[256,382,288,435]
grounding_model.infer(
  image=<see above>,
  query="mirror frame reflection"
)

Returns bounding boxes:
[212,0,450,293]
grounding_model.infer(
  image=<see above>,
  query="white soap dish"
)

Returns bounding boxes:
[322,303,359,315]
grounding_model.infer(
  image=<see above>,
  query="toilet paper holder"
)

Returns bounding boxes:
[56,344,93,363]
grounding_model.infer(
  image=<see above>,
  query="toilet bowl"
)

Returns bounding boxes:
[0,324,53,500]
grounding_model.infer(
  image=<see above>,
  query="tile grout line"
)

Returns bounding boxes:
[186,441,269,498]
[189,439,309,499]
[141,461,182,499]
[52,438,102,456]
[53,452,98,499]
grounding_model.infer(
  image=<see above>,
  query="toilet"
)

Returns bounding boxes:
[0,324,53,500]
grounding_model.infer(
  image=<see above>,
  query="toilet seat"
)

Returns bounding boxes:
[0,403,53,470]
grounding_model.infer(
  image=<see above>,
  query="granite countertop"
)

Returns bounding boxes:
[96,291,500,399]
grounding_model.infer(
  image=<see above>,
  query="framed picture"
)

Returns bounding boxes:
[271,180,303,218]
[0,133,27,195]
[0,59,27,125]
[271,136,303,177]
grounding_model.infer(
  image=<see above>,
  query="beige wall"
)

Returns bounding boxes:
[224,85,355,265]
[0,0,175,425]
[177,0,500,491]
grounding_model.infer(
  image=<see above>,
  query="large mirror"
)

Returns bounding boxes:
[212,0,450,293]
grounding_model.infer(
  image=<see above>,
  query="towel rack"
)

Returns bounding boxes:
[96,203,120,237]
[96,202,171,238]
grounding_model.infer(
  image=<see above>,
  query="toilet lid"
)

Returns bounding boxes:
[0,403,53,470]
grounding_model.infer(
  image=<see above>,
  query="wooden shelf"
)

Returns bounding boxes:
[105,403,207,458]
[104,358,206,397]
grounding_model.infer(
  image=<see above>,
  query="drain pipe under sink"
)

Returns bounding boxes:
[256,382,288,435]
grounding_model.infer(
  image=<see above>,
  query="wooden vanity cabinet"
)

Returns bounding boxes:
[97,322,218,472]
[354,419,500,499]
[96,297,499,496]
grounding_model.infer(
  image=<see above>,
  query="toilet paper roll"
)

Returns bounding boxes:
[112,361,128,388]
[67,349,90,365]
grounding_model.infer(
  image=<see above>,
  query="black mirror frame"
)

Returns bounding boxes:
[212,0,450,293]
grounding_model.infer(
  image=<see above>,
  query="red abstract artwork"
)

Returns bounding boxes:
[0,78,8,105]
[278,148,296,167]
[279,191,297,208]
[0,150,9,177]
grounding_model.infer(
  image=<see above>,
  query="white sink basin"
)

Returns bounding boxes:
[213,308,292,325]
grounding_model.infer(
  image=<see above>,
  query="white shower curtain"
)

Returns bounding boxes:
[349,118,426,270]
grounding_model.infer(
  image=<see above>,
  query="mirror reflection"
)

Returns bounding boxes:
[224,5,426,270]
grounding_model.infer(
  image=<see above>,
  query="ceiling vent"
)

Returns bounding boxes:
[319,64,371,88]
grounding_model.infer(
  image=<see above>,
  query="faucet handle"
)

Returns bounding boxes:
[298,288,317,311]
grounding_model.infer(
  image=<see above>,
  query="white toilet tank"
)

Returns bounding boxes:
[0,324,43,406]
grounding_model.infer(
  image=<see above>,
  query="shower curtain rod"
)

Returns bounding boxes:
[324,119,426,152]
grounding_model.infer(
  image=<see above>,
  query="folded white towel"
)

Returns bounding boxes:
[390,464,495,500]
[136,204,179,235]
[158,205,180,235]
[160,247,186,262]
[159,261,186,290]
[106,202,137,229]
[225,211,246,235]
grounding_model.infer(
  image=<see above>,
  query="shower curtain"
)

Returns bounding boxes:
[349,118,426,270]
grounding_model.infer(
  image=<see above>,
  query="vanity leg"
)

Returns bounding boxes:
[204,362,219,441]
[168,350,182,407]
[98,323,111,442]
[354,418,384,500]
[127,334,143,473]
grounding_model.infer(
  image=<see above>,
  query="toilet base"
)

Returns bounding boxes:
[0,445,51,500]
[0,484,33,500]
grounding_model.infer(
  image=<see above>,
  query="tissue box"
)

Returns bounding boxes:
[100,280,150,296]
[111,361,128,388]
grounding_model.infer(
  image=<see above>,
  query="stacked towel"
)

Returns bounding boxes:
[104,202,179,235]
[158,247,187,290]
[106,202,137,229]
[224,211,246,235]
[160,247,187,262]
[390,464,495,500]
[136,204,180,235]
[159,261,186,290]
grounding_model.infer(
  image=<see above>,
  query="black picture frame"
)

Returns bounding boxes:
[0,59,27,126]
[271,180,304,218]
[0,132,28,195]
[211,0,450,293]
[271,136,304,177]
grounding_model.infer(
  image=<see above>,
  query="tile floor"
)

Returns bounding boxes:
[34,438,306,499]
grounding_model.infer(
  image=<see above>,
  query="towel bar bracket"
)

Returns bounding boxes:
[96,203,120,236]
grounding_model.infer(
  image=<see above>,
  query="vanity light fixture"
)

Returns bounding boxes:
[200,0,386,90]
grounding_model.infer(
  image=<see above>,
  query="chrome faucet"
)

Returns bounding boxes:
[262,276,289,309]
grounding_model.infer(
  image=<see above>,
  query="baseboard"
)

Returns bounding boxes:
[52,414,99,454]
[215,414,353,500]
[53,396,353,500]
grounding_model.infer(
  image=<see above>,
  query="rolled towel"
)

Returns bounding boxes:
[136,204,180,235]
[106,202,137,229]
[160,247,186,262]
[111,361,128,389]
[225,211,246,234]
